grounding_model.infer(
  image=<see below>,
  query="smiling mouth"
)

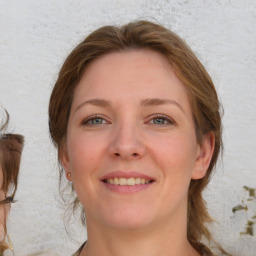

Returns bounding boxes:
[103,177,154,186]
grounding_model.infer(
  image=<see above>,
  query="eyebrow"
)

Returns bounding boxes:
[75,98,185,113]
[75,99,111,112]
[141,98,185,113]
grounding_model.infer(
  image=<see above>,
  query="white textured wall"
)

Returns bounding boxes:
[0,1,255,255]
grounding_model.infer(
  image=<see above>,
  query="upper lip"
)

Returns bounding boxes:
[100,171,154,181]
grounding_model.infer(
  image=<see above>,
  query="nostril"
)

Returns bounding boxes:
[113,152,139,157]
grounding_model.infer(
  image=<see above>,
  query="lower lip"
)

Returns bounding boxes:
[102,182,154,193]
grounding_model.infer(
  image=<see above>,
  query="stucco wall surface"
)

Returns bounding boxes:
[0,1,255,255]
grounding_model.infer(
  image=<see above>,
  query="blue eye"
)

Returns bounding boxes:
[90,118,104,124]
[82,116,107,125]
[152,118,168,124]
[148,115,174,125]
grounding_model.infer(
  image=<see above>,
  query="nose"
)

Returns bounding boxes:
[108,123,146,160]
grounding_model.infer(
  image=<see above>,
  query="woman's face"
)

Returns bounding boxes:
[62,49,213,230]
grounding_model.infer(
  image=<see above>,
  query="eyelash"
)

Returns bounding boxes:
[81,114,175,126]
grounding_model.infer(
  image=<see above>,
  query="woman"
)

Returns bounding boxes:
[49,20,222,256]
[0,108,24,255]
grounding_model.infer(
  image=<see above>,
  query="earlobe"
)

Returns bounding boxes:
[59,147,72,181]
[66,172,72,181]
[192,132,215,180]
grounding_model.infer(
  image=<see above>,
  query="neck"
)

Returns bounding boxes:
[80,214,199,256]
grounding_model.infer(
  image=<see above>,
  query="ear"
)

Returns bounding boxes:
[192,132,215,180]
[59,145,72,181]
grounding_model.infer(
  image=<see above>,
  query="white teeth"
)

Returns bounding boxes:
[135,177,141,185]
[106,177,151,186]
[119,178,127,185]
[114,177,119,185]
[127,177,135,185]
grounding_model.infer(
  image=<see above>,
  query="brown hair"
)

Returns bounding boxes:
[49,20,222,246]
[0,108,24,253]
[0,109,24,201]
[0,133,24,201]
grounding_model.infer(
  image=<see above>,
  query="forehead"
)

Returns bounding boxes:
[72,49,191,113]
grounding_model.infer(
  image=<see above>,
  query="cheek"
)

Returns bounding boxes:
[148,133,197,175]
[67,133,104,176]
[66,133,105,206]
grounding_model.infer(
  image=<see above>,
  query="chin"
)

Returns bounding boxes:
[101,207,155,230]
